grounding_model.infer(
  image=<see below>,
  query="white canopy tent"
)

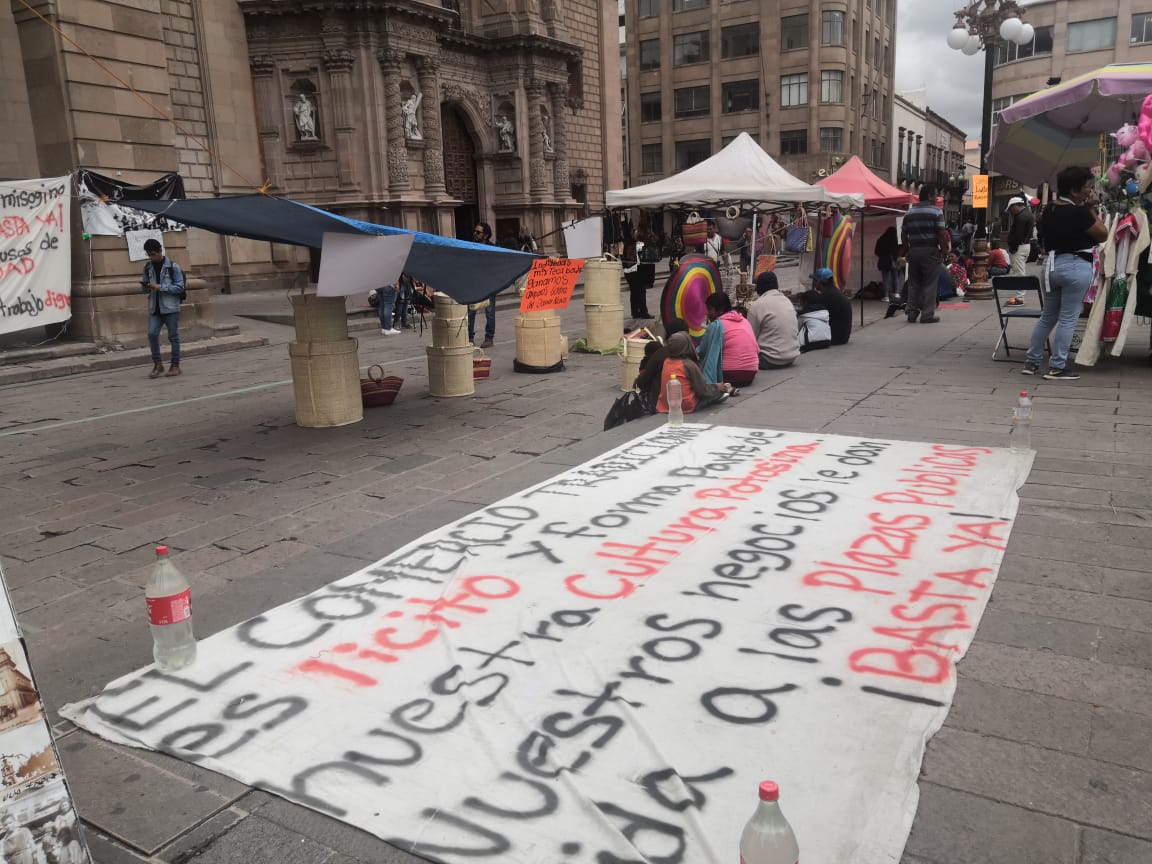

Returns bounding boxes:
[606,133,865,210]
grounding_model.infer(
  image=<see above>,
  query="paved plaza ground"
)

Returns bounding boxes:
[0,283,1150,864]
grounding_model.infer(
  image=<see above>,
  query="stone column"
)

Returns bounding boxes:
[249,55,284,191]
[377,49,409,194]
[416,55,445,199]
[323,47,358,190]
[526,79,548,197]
[548,81,570,199]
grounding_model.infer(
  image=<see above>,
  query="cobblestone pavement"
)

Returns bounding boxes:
[0,289,1149,864]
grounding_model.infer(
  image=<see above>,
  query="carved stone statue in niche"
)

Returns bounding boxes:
[495,114,515,153]
[541,105,553,153]
[402,91,423,141]
[293,93,318,141]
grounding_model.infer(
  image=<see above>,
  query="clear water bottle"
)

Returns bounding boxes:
[146,545,197,670]
[666,374,684,426]
[739,780,799,864]
[1010,390,1033,452]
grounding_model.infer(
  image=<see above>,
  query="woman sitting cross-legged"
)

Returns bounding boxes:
[697,292,760,388]
[656,332,733,414]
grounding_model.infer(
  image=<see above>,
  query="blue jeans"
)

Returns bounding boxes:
[468,302,496,342]
[377,285,398,331]
[881,268,901,300]
[148,312,180,365]
[1027,255,1092,371]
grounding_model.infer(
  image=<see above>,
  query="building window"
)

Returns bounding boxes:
[780,129,808,155]
[638,0,659,17]
[723,133,759,146]
[1133,12,1152,44]
[641,143,662,174]
[864,28,870,61]
[674,85,711,118]
[883,43,890,68]
[675,139,711,170]
[1068,18,1117,53]
[673,31,710,66]
[820,70,844,103]
[721,22,759,58]
[874,36,880,66]
[820,127,843,152]
[821,10,845,45]
[872,89,878,117]
[995,25,1054,63]
[991,94,1025,127]
[722,79,759,113]
[780,73,809,107]
[672,0,708,11]
[781,14,808,50]
[640,92,662,123]
[639,39,660,71]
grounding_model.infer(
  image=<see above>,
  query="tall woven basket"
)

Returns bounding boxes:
[427,345,475,397]
[288,338,363,427]
[290,293,349,342]
[582,258,623,306]
[514,311,562,370]
[585,303,624,351]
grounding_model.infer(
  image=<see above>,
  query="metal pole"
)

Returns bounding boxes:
[859,210,865,327]
[749,211,758,278]
[978,44,995,236]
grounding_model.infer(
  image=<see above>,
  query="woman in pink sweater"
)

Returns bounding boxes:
[701,292,759,387]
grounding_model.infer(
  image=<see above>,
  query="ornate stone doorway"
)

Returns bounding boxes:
[441,104,479,240]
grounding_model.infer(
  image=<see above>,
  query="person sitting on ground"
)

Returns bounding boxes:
[746,272,799,370]
[698,292,759,387]
[656,332,732,414]
[810,267,852,345]
[987,241,1010,277]
[634,317,694,404]
[796,290,833,353]
[946,251,969,295]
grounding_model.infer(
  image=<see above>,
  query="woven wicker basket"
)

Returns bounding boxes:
[432,314,470,349]
[620,353,643,392]
[360,364,403,407]
[515,312,562,368]
[290,293,349,343]
[585,303,624,351]
[582,258,623,306]
[426,345,475,397]
[473,348,492,380]
[288,338,363,427]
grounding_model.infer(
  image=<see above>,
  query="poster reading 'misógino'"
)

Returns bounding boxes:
[0,176,72,337]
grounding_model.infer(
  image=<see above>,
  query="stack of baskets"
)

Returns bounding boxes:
[620,328,656,391]
[582,258,624,351]
[287,293,363,428]
[426,293,475,397]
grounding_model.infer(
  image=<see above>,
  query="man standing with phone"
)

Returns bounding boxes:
[140,238,186,378]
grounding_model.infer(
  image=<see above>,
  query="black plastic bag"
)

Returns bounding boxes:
[603,390,654,431]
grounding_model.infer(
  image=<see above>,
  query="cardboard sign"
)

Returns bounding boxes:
[972,174,989,209]
[0,177,72,336]
[126,229,164,263]
[63,426,1031,864]
[519,258,584,312]
[0,560,91,863]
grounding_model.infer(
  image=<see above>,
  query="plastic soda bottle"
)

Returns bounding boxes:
[666,374,684,426]
[739,780,800,864]
[146,545,197,670]
[1010,390,1033,451]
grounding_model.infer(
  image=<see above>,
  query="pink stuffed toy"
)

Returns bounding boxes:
[1138,93,1152,152]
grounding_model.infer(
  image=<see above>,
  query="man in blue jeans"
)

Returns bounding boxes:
[467,221,496,347]
[140,238,185,378]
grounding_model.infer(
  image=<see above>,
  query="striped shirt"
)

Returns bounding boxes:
[900,202,946,248]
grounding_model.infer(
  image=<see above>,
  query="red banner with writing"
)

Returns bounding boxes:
[519,258,585,313]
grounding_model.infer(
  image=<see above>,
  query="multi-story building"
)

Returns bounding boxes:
[621,0,897,189]
[989,0,1152,207]
[0,1,619,344]
[892,90,968,221]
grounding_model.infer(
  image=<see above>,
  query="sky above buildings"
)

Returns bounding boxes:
[896,0,985,140]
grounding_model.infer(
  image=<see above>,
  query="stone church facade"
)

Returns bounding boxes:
[0,0,621,344]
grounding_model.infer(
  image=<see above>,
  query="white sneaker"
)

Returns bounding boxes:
[382,328,400,336]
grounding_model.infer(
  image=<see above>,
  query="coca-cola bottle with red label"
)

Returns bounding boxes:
[146,545,197,670]
[739,780,799,864]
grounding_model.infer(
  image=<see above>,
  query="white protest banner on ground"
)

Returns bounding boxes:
[0,177,72,336]
[62,426,1031,864]
[0,560,92,863]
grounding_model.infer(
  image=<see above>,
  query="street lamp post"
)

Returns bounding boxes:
[946,1,1034,299]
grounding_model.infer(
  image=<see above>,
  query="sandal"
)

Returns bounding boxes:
[729,388,741,397]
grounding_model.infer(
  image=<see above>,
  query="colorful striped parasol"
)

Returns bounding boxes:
[822,212,854,291]
[660,254,722,338]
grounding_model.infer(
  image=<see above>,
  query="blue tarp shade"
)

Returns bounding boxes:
[125,195,537,305]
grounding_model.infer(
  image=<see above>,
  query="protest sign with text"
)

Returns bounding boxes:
[0,177,72,336]
[519,258,584,313]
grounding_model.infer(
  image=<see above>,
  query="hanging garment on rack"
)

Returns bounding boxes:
[1077,207,1149,366]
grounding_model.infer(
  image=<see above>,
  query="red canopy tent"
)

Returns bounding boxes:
[816,156,915,323]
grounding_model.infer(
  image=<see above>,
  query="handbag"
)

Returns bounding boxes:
[472,347,491,380]
[603,389,654,431]
[784,225,810,253]
[754,255,777,278]
[681,221,708,246]
[360,364,404,407]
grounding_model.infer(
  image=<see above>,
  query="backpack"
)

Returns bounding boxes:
[798,309,831,351]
